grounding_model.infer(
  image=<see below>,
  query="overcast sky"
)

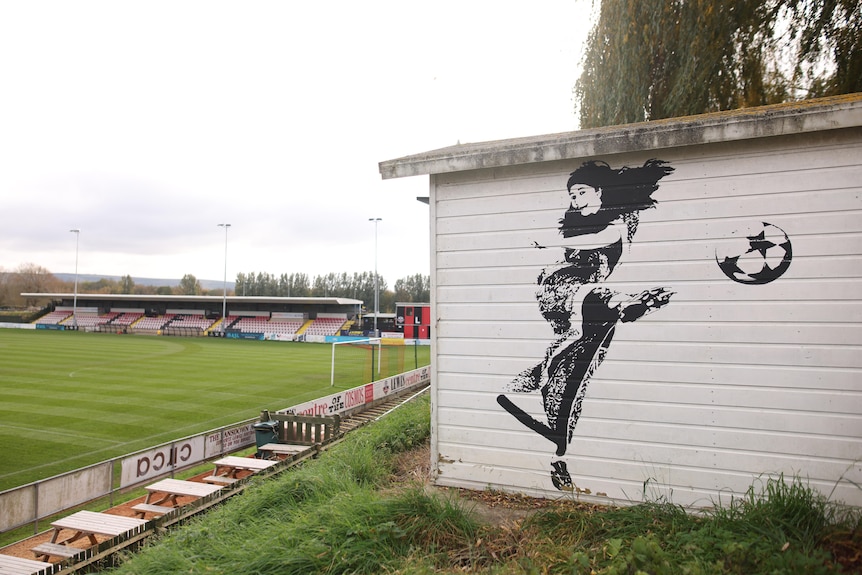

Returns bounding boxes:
[1,1,592,287]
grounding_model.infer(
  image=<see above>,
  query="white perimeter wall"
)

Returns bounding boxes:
[430,127,862,507]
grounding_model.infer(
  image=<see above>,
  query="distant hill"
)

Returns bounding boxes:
[53,274,234,291]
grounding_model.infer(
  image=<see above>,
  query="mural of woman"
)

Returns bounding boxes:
[497,159,675,491]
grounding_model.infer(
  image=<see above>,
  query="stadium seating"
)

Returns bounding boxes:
[34,310,144,328]
[62,311,120,328]
[268,319,304,334]
[232,317,268,333]
[34,310,72,324]
[304,317,346,336]
[232,317,305,335]
[168,315,216,331]
[134,315,175,330]
[112,312,144,326]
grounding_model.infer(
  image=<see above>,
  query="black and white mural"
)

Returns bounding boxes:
[496,159,677,491]
[496,159,796,492]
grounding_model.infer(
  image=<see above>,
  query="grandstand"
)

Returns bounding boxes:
[24,293,365,339]
[22,293,428,341]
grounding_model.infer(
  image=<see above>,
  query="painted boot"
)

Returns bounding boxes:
[550,460,574,492]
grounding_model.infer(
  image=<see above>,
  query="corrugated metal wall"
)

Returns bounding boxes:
[430,128,862,507]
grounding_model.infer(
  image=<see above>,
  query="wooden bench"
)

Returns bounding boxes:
[41,510,147,551]
[31,542,81,560]
[260,411,341,445]
[0,553,54,574]
[254,411,340,459]
[145,479,222,507]
[202,475,238,485]
[257,443,312,459]
[131,503,175,518]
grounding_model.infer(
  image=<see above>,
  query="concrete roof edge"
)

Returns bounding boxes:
[379,94,862,180]
[21,293,363,306]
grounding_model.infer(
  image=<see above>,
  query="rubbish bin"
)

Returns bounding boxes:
[253,420,279,448]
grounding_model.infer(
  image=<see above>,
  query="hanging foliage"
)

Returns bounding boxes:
[575,0,862,128]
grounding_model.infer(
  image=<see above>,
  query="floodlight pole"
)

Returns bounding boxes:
[70,229,80,328]
[369,218,381,337]
[218,223,231,333]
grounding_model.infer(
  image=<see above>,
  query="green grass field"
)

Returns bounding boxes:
[0,330,429,492]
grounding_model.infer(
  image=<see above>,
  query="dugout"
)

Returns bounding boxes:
[356,312,397,335]
[379,94,862,508]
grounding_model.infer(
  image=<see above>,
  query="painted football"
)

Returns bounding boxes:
[715,222,792,285]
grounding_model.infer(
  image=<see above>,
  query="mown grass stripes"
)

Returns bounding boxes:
[0,330,429,491]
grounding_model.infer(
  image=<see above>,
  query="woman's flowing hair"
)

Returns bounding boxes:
[563,159,675,241]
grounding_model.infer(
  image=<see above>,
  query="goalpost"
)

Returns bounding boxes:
[331,338,382,387]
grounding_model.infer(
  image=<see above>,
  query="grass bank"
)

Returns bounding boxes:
[109,394,860,574]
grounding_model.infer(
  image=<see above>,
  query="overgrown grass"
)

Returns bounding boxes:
[109,393,473,575]
[108,394,861,574]
[479,477,861,574]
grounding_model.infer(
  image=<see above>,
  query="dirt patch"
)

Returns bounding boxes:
[0,470,227,562]
[390,440,600,527]
[391,439,433,485]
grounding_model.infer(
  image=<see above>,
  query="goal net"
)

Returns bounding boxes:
[330,338,408,387]
[331,338,381,387]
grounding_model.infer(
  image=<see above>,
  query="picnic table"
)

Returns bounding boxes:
[47,510,146,546]
[143,478,222,508]
[0,553,52,575]
[31,510,147,561]
[257,442,313,459]
[208,455,278,481]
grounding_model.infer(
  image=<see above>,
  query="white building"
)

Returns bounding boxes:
[380,94,862,508]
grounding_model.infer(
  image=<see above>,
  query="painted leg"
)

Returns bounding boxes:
[507,362,544,392]
[506,327,578,393]
[496,394,557,441]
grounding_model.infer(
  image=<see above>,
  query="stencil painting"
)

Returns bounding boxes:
[497,159,675,491]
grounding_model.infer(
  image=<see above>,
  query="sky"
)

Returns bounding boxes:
[0,1,593,288]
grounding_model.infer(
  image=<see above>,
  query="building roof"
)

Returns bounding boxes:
[22,293,362,306]
[379,94,862,180]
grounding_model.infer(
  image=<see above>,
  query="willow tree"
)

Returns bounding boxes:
[792,0,862,97]
[575,0,862,128]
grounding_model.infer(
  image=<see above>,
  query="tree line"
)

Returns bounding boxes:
[0,263,429,313]
[233,271,430,312]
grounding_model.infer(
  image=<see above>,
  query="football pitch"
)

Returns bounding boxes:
[0,329,430,492]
